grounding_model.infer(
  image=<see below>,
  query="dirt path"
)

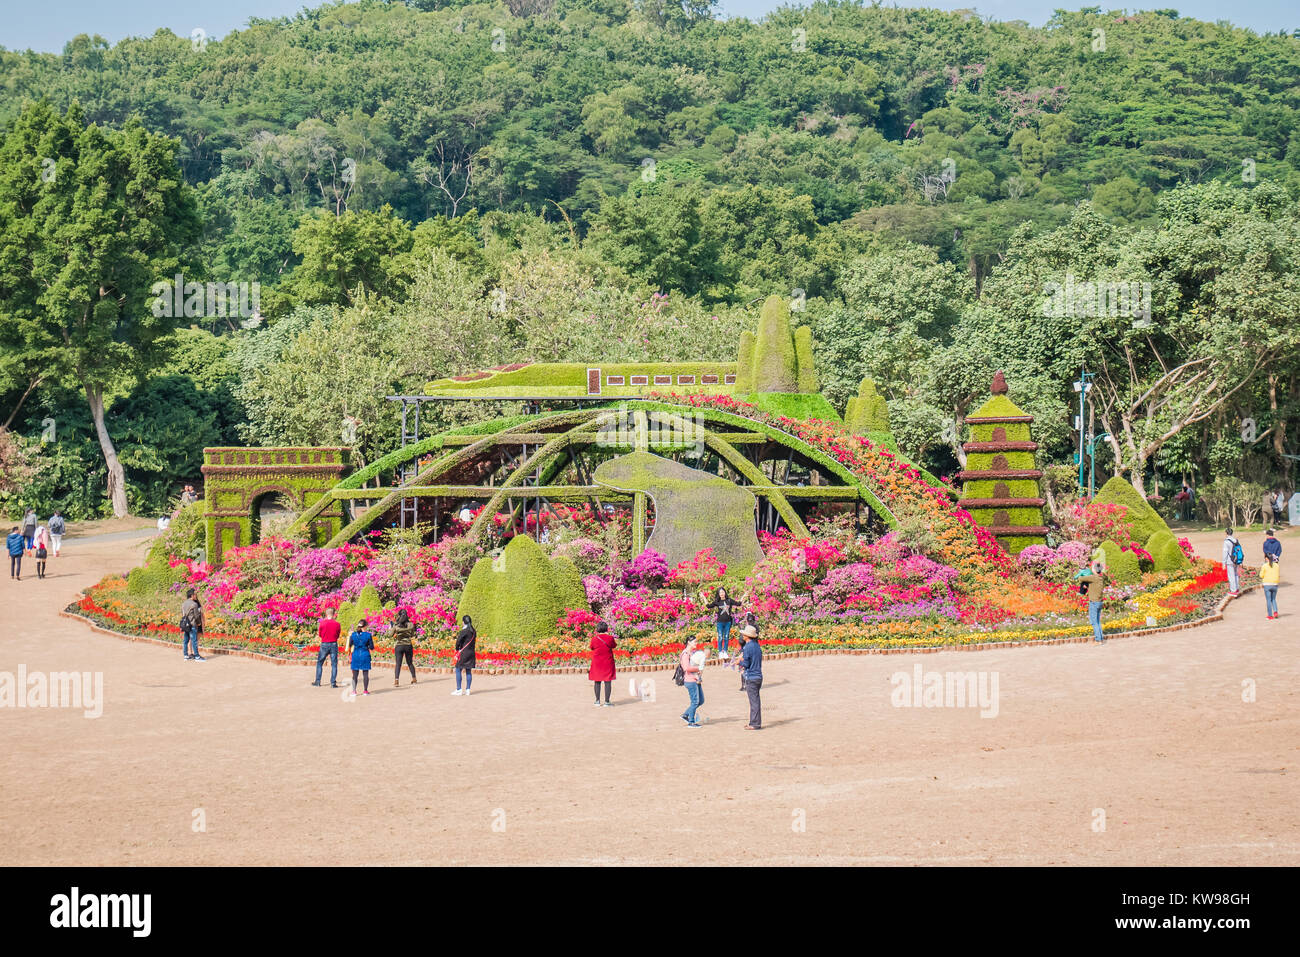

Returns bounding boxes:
[1,526,1296,865]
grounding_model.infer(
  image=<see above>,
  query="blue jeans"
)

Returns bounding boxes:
[1264,586,1278,617]
[683,682,704,724]
[1088,601,1104,641]
[455,666,473,690]
[182,625,200,657]
[315,642,338,684]
[716,620,732,654]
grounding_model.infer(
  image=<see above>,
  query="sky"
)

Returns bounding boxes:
[2,0,1297,53]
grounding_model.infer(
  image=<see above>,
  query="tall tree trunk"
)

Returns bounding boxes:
[86,384,128,518]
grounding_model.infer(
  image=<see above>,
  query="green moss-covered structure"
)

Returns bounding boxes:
[1099,539,1142,583]
[739,295,818,395]
[1146,529,1191,573]
[956,373,1047,556]
[456,533,589,639]
[202,447,351,565]
[1092,475,1172,545]
[426,361,739,397]
[593,451,764,574]
[843,377,892,436]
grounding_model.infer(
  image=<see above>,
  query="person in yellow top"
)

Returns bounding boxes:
[1260,555,1280,620]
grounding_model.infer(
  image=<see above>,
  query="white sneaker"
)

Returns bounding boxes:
[462,689,470,696]
[451,689,462,696]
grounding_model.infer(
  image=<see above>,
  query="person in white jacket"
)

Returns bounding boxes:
[1222,528,1243,595]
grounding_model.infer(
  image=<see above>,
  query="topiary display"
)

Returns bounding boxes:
[794,325,818,393]
[127,550,187,596]
[456,534,589,639]
[843,377,891,435]
[1099,539,1141,583]
[593,451,764,574]
[1093,476,1171,545]
[735,330,756,393]
[750,295,798,391]
[1147,530,1191,573]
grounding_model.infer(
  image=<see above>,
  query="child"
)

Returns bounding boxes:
[1261,555,1281,620]
[34,534,48,579]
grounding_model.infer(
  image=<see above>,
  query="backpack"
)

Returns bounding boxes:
[672,659,686,686]
[1230,540,1244,565]
[49,516,65,534]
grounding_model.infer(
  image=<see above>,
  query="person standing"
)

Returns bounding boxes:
[21,507,36,553]
[679,635,705,727]
[312,606,342,687]
[1260,555,1281,620]
[47,511,65,557]
[452,615,476,696]
[345,618,374,696]
[1074,560,1109,643]
[179,587,206,661]
[7,526,24,580]
[703,586,740,664]
[738,612,760,691]
[1263,528,1282,562]
[740,624,763,730]
[1222,528,1244,596]
[34,527,48,579]
[392,609,418,687]
[589,620,617,707]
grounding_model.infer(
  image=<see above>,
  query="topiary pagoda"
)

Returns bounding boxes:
[956,372,1047,556]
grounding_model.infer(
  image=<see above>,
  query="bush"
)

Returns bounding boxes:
[1099,539,1141,583]
[1092,476,1170,543]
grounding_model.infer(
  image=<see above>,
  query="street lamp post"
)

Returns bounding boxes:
[1072,368,1094,495]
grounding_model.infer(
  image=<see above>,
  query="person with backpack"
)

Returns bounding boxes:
[452,615,476,696]
[1222,528,1244,596]
[1073,560,1109,643]
[678,635,705,727]
[589,620,617,707]
[21,507,36,553]
[7,526,24,580]
[179,588,206,661]
[1260,554,1281,620]
[391,609,418,687]
[740,624,763,730]
[345,618,375,696]
[47,511,65,557]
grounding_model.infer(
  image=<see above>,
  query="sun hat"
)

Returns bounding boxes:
[742,625,758,637]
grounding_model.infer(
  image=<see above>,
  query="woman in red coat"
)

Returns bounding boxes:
[589,620,617,707]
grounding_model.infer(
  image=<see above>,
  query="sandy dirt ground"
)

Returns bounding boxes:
[1,523,1296,866]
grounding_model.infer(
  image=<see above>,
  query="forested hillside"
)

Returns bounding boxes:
[2,1,1299,518]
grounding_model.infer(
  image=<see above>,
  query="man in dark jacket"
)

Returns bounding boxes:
[7,526,24,580]
[741,624,763,729]
[1263,529,1282,561]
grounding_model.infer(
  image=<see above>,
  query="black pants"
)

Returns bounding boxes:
[36,560,46,578]
[593,680,611,702]
[394,644,415,679]
[745,677,763,728]
[9,554,20,577]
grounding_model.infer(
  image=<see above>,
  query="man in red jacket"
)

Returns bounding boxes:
[312,607,342,687]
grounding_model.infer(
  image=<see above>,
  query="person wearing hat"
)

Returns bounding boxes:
[738,613,760,691]
[739,623,763,730]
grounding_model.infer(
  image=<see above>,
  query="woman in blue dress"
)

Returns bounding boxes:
[345,618,375,696]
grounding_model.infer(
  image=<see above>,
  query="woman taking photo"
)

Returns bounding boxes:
[452,615,477,696]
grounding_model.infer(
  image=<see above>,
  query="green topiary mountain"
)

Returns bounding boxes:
[456,534,588,640]
[1093,476,1170,545]
[1146,529,1191,572]
[1099,539,1141,583]
[739,295,817,394]
[843,376,891,435]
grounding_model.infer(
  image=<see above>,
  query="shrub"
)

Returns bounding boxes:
[1054,497,1134,547]
[1099,539,1141,583]
[1092,476,1170,543]
[621,548,670,590]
